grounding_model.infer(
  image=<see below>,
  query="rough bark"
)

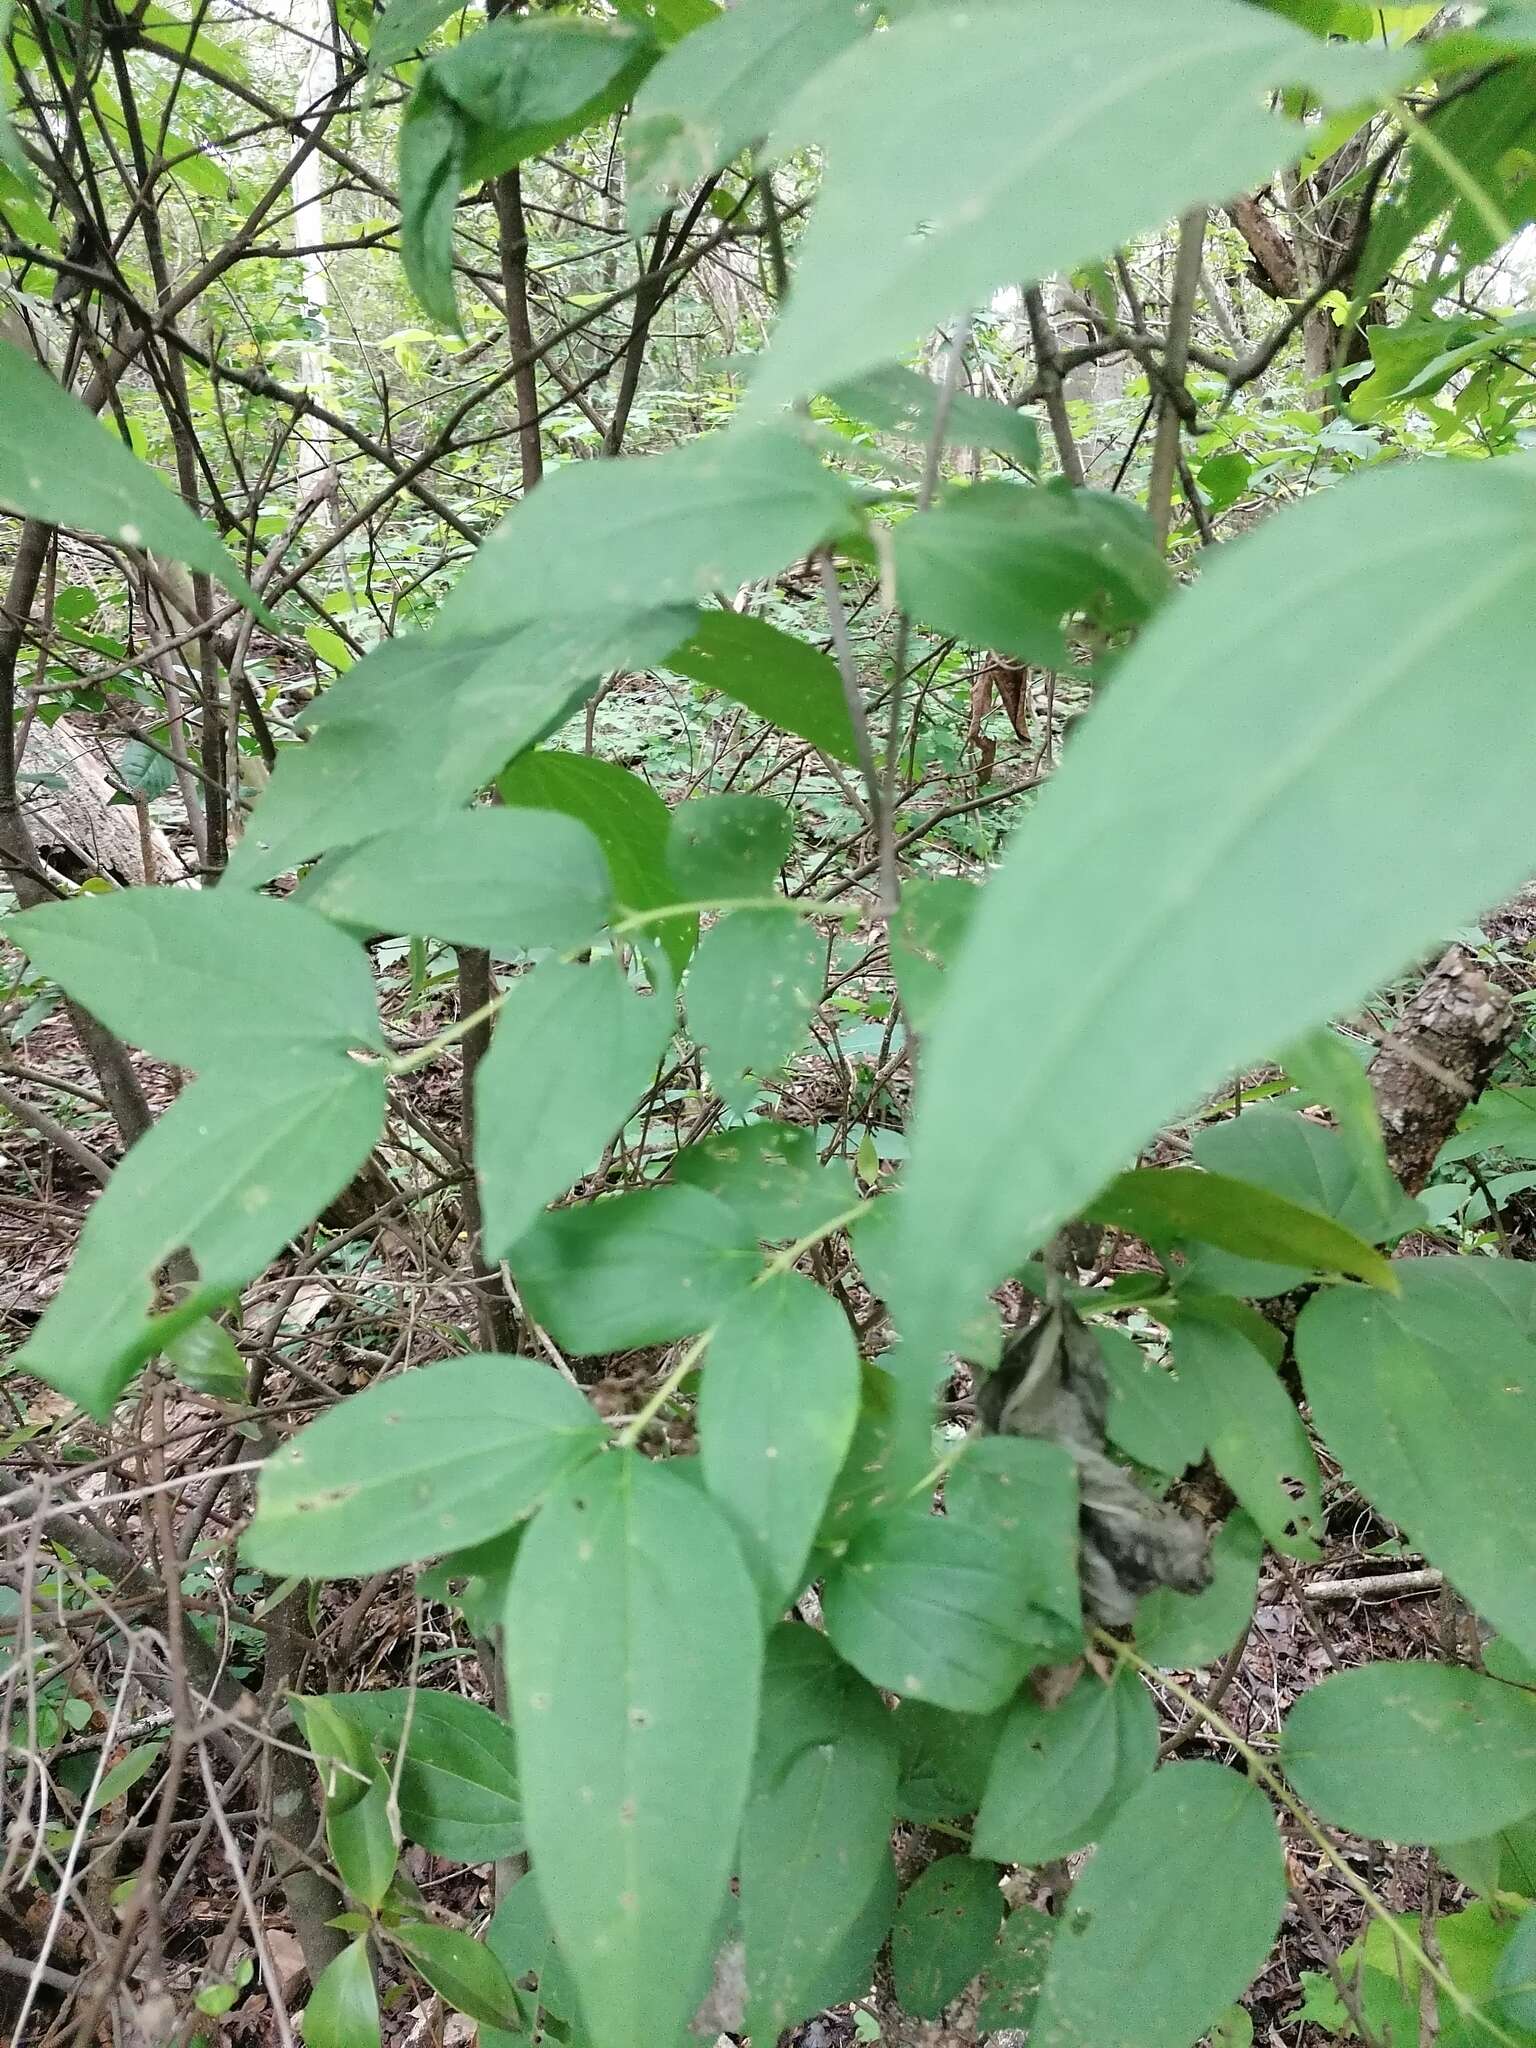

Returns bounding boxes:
[1368,943,1520,1194]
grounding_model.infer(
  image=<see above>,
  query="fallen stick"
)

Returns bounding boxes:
[1302,1567,1444,1602]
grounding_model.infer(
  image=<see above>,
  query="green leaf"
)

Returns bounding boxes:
[667,793,792,899]
[626,0,872,227]
[483,1875,589,2048]
[822,1442,1078,1715]
[1297,1258,1536,1666]
[1034,1763,1286,2048]
[229,610,695,891]
[394,1920,524,2030]
[1494,1906,1536,2028]
[686,908,823,1108]
[891,877,978,1037]
[741,1626,899,2043]
[299,809,613,955]
[10,889,382,1069]
[672,1121,858,1242]
[749,2,1394,414]
[893,1699,1009,1824]
[245,1353,604,1576]
[164,1320,246,1400]
[326,1759,398,1912]
[700,1269,861,1617]
[476,956,675,1258]
[444,428,856,648]
[368,0,466,71]
[113,737,176,802]
[500,747,697,977]
[828,363,1042,471]
[1134,1513,1264,1671]
[1171,1313,1322,1558]
[1087,1167,1393,1289]
[322,1690,522,1862]
[892,482,1168,670]
[613,0,719,41]
[977,1907,1055,2036]
[973,1668,1157,1865]
[506,1454,761,2048]
[302,1940,380,2048]
[401,19,655,326]
[16,1056,385,1419]
[87,1740,164,1815]
[509,1183,761,1354]
[296,1697,377,1817]
[0,343,263,612]
[1439,1085,1536,1166]
[891,1855,1002,2020]
[1283,1661,1536,1842]
[893,454,1536,1372]
[819,1357,937,1545]
[1094,1327,1205,1477]
[1195,1102,1419,1247]
[667,608,857,765]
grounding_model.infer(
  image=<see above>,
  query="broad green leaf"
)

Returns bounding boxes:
[228,610,696,890]
[749,2,1394,414]
[368,0,466,70]
[819,1357,937,1545]
[614,0,718,41]
[483,1876,589,2048]
[891,877,979,1037]
[10,889,382,1069]
[401,19,655,325]
[0,342,263,611]
[299,809,613,955]
[509,1183,761,1354]
[1494,1908,1536,2028]
[164,1319,246,1400]
[667,608,858,764]
[626,0,873,227]
[891,1855,1002,2020]
[672,1121,858,1241]
[1439,1084,1536,1166]
[828,363,1042,471]
[443,428,857,646]
[394,1921,524,2030]
[855,1195,1011,1372]
[1282,1662,1536,1841]
[667,793,792,899]
[245,1353,604,1576]
[894,455,1536,1372]
[686,908,823,1109]
[325,1758,398,1912]
[891,482,1168,671]
[1033,1764,1286,2048]
[1087,1167,1392,1289]
[822,1465,1072,1714]
[303,1940,380,2048]
[893,1699,1009,1824]
[1194,1103,1419,1246]
[946,1436,1083,1651]
[977,1907,1055,2036]
[476,956,674,1257]
[296,1697,376,1817]
[500,747,696,975]
[741,1627,899,2043]
[973,1667,1157,1865]
[1171,1314,1322,1557]
[113,737,176,802]
[1135,1512,1264,1671]
[799,1859,898,2014]
[1297,1258,1536,1665]
[323,1690,522,1861]
[1095,1327,1205,1477]
[87,1740,164,1815]
[700,1270,861,1616]
[16,1056,385,1419]
[505,1454,761,2048]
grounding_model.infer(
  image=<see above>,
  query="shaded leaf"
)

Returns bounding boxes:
[829,363,1041,471]
[509,1183,761,1353]
[894,455,1536,1371]
[1095,1327,1204,1477]
[672,1121,858,1242]
[686,908,823,1108]
[506,1455,761,2048]
[483,1874,590,2048]
[891,876,979,1037]
[667,793,792,900]
[701,1270,861,1616]
[302,1939,380,2048]
[246,1353,604,1576]
[1087,1166,1392,1288]
[476,956,674,1257]
[1171,1314,1323,1557]
[369,0,467,71]
[667,607,857,764]
[891,1855,1002,2020]
[1034,1764,1285,2048]
[1194,1102,1419,1246]
[324,1690,522,1862]
[893,1699,1009,1824]
[973,1668,1157,1865]
[394,1920,524,2030]
[977,1907,1055,2035]
[1282,1661,1536,1842]
[1135,1512,1264,1672]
